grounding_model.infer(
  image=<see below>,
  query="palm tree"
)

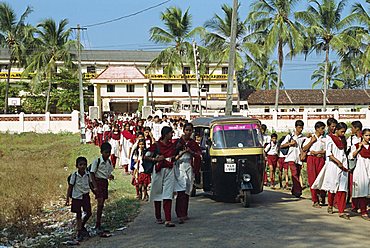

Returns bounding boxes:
[249,0,303,111]
[149,7,202,112]
[295,0,358,111]
[244,57,279,90]
[343,0,370,88]
[0,3,32,113]
[25,18,75,113]
[311,61,344,89]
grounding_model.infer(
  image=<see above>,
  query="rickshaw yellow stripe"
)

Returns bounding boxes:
[209,148,264,156]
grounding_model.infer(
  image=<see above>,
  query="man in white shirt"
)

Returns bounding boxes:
[303,121,326,207]
[280,120,306,198]
[152,115,163,141]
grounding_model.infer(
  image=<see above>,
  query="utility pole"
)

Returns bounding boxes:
[225,0,238,116]
[72,24,87,144]
[193,41,202,116]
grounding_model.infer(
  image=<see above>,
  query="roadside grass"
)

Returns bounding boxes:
[0,133,139,246]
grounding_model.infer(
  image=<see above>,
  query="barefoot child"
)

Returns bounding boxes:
[66,157,92,241]
[90,143,114,233]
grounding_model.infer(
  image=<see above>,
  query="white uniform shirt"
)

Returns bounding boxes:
[144,120,153,129]
[303,134,325,155]
[90,156,113,180]
[262,134,271,146]
[264,142,278,156]
[102,124,110,132]
[152,122,163,141]
[133,150,144,173]
[97,126,103,134]
[69,171,90,199]
[282,132,306,164]
[346,135,361,153]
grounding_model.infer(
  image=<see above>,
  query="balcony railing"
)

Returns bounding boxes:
[145,74,229,80]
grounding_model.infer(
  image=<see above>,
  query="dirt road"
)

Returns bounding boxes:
[81,189,370,248]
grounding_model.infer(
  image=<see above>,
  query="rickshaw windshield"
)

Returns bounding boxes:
[212,123,263,149]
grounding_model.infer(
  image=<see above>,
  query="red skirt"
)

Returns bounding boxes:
[138,173,151,185]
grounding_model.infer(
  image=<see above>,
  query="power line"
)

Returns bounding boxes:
[83,0,171,28]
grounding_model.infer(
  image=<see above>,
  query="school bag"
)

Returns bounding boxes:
[142,145,160,174]
[278,134,291,156]
[67,158,102,197]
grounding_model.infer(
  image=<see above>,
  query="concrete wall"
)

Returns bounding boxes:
[0,110,80,133]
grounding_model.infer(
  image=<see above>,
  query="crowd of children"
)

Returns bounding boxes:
[66,114,369,242]
[262,118,370,221]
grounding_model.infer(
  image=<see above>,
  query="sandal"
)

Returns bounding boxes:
[312,202,321,208]
[361,215,370,221]
[165,222,176,227]
[339,214,350,220]
[178,218,185,224]
[155,219,164,224]
[327,206,334,214]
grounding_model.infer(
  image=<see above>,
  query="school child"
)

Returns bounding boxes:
[312,122,350,220]
[66,157,92,241]
[264,133,279,189]
[303,121,326,208]
[90,143,114,233]
[346,121,363,211]
[174,123,201,223]
[348,128,370,221]
[145,126,177,227]
[326,118,338,136]
[97,123,104,147]
[93,124,98,146]
[102,120,111,143]
[261,124,270,186]
[133,139,151,201]
[144,127,155,148]
[109,125,121,168]
[85,125,92,144]
[152,115,163,141]
[280,120,306,198]
[120,123,134,174]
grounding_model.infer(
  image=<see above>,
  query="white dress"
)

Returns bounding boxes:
[349,144,370,198]
[85,128,92,143]
[120,135,133,166]
[150,167,175,201]
[109,133,120,158]
[174,152,194,195]
[312,136,348,193]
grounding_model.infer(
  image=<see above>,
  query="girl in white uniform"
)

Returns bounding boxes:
[312,122,350,220]
[349,128,370,221]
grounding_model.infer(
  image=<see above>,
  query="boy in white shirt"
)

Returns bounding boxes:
[264,133,279,189]
[280,120,306,198]
[90,143,114,234]
[66,157,92,241]
[303,121,326,207]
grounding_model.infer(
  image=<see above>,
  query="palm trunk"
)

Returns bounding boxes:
[181,61,192,111]
[45,78,52,113]
[275,40,283,111]
[3,60,12,114]
[323,46,329,112]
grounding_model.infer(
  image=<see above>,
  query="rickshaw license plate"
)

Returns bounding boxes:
[224,163,236,172]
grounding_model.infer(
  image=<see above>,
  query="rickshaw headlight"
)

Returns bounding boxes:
[243,174,251,182]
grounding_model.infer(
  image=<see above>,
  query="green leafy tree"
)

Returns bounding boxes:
[149,7,203,111]
[0,2,32,113]
[25,18,76,113]
[311,61,344,89]
[249,0,303,110]
[295,0,358,110]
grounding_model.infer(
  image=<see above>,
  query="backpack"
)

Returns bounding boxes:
[67,158,101,197]
[142,145,160,174]
[278,134,291,156]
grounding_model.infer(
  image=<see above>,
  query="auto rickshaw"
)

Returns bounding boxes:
[192,116,265,207]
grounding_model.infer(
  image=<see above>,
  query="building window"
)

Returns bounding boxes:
[264,107,270,113]
[164,84,172,92]
[183,67,190,74]
[126,85,135,92]
[87,85,94,92]
[107,84,115,92]
[222,67,228,74]
[182,84,188,92]
[87,65,96,73]
[201,84,209,92]
[221,84,227,92]
[299,107,304,112]
[148,83,154,92]
[316,108,322,112]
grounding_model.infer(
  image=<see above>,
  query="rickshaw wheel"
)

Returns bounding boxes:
[241,190,251,208]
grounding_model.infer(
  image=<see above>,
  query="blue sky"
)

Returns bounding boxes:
[8,0,367,89]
